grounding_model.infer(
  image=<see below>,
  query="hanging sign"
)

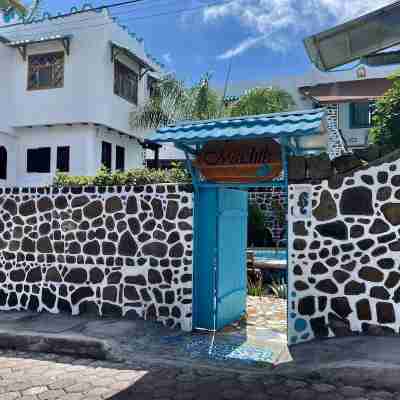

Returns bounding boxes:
[193,139,282,183]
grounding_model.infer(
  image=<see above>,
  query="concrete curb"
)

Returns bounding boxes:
[0,329,111,360]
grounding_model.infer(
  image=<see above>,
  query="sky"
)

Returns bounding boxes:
[19,0,398,87]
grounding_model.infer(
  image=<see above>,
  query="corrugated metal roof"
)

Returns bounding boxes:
[150,109,326,144]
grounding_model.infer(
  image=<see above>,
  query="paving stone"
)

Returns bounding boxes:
[340,386,365,398]
[290,388,316,400]
[312,383,336,393]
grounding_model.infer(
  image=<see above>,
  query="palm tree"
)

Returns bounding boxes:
[0,0,27,17]
[131,73,224,130]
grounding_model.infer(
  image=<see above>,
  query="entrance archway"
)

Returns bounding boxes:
[150,109,328,336]
[0,146,7,180]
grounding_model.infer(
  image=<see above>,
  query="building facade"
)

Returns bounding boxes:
[0,6,164,187]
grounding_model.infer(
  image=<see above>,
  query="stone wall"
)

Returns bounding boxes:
[288,149,400,344]
[248,188,286,245]
[0,184,193,331]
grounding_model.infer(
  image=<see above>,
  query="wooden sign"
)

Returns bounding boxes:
[193,139,282,183]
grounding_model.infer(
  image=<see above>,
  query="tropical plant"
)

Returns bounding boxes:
[230,87,295,118]
[131,73,224,130]
[247,272,265,297]
[370,72,400,148]
[0,0,41,21]
[0,0,26,16]
[268,277,288,299]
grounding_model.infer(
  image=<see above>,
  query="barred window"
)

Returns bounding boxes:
[114,60,138,105]
[28,52,64,91]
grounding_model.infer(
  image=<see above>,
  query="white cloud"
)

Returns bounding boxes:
[204,0,394,58]
[162,52,173,65]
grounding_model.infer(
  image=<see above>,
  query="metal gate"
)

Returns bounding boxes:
[193,187,248,331]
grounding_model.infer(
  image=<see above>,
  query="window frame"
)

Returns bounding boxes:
[27,147,51,174]
[27,51,65,91]
[114,60,139,105]
[349,102,371,129]
[101,141,112,170]
[0,146,7,180]
[116,145,125,172]
[56,146,70,173]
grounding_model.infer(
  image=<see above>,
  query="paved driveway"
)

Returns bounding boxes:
[0,349,398,400]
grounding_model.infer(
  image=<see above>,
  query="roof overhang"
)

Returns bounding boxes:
[149,109,328,152]
[304,1,400,71]
[5,34,72,60]
[110,41,155,77]
[300,78,393,104]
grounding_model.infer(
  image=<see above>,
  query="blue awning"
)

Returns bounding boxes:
[149,109,327,144]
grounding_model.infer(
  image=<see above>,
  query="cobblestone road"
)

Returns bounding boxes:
[0,350,398,400]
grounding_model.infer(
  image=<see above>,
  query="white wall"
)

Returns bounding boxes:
[1,10,162,139]
[338,103,369,148]
[94,127,144,171]
[15,125,96,187]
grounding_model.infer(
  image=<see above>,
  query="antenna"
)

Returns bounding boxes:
[220,57,233,116]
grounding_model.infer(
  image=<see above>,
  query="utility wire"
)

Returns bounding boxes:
[0,0,150,30]
[1,0,232,36]
[1,0,233,39]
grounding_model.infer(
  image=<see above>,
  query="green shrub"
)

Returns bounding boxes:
[54,163,191,187]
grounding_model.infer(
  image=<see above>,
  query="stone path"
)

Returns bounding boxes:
[0,349,398,400]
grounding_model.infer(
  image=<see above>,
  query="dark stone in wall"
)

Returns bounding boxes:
[118,232,138,257]
[316,221,348,241]
[298,296,315,316]
[331,297,352,319]
[83,201,103,219]
[359,267,384,283]
[377,258,395,270]
[55,196,68,210]
[310,316,329,338]
[126,196,138,214]
[377,302,395,324]
[106,197,123,213]
[385,272,400,289]
[357,239,375,251]
[71,196,89,208]
[357,299,372,321]
[316,279,338,294]
[333,270,350,284]
[38,197,53,212]
[369,219,390,235]
[371,287,390,300]
[377,187,392,202]
[345,281,366,296]
[20,200,36,216]
[328,313,352,337]
[340,187,373,216]
[311,262,328,275]
[3,199,17,215]
[313,190,337,222]
[381,203,400,226]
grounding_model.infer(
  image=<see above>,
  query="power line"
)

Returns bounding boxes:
[0,0,150,30]
[1,0,233,39]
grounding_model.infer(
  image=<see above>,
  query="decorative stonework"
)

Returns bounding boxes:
[289,155,400,344]
[0,184,193,330]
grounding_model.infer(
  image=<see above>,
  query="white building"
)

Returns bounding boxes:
[0,5,164,187]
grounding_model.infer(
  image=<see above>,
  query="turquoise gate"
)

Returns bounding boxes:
[194,187,248,330]
[149,109,328,333]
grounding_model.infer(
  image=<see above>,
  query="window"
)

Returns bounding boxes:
[57,146,70,173]
[27,147,51,173]
[147,75,159,98]
[116,146,125,171]
[28,52,64,91]
[0,146,7,180]
[101,141,112,170]
[114,60,138,104]
[349,102,371,129]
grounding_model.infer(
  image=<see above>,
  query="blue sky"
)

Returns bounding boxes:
[28,0,396,87]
